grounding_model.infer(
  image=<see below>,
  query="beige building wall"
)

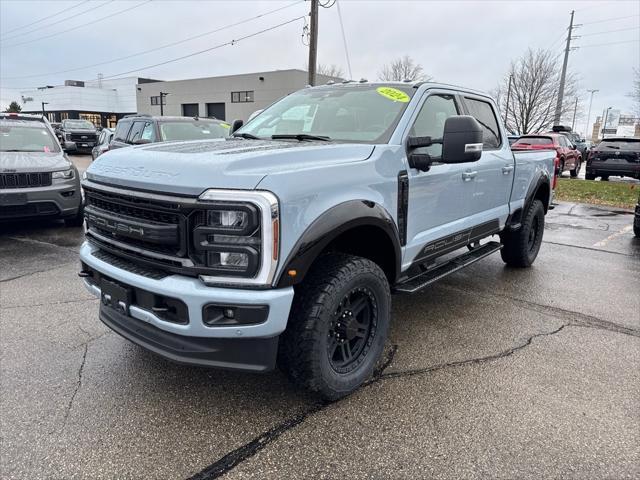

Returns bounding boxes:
[136,69,342,122]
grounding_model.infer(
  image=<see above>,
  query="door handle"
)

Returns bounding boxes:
[462,171,477,181]
[502,165,514,174]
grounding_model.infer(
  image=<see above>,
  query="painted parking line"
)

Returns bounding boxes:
[593,224,633,248]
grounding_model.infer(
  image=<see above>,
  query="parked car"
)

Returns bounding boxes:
[512,133,582,177]
[0,113,83,225]
[585,137,640,181]
[58,119,99,154]
[552,125,588,160]
[91,128,114,160]
[634,195,640,237]
[79,82,556,400]
[109,115,230,150]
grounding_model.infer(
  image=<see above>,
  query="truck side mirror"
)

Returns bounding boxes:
[406,136,435,172]
[441,116,483,163]
[229,119,244,134]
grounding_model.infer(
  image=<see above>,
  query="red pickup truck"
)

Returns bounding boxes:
[512,133,582,178]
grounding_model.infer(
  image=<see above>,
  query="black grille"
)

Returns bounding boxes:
[69,133,97,142]
[92,249,168,280]
[0,172,52,189]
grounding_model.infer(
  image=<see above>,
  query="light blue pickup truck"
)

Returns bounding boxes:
[79,81,556,399]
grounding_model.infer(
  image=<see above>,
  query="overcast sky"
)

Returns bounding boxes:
[1,0,638,135]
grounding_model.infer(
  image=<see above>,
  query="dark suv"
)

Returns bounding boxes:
[58,119,99,154]
[586,137,640,181]
[109,115,230,150]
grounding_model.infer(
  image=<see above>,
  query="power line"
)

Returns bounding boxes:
[1,0,151,48]
[581,14,640,25]
[0,1,304,80]
[336,0,352,79]
[98,16,305,81]
[580,26,639,37]
[0,0,93,38]
[1,1,114,42]
[579,39,639,49]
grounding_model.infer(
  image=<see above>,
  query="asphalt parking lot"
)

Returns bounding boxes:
[1,155,639,479]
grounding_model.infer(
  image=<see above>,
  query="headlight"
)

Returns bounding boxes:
[195,190,279,286]
[52,169,74,180]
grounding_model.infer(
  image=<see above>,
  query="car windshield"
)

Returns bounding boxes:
[0,123,60,152]
[64,120,94,129]
[598,139,640,151]
[159,121,229,141]
[237,85,416,143]
[513,136,553,146]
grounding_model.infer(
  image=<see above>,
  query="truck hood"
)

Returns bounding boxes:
[0,151,71,173]
[86,138,375,195]
[65,128,97,134]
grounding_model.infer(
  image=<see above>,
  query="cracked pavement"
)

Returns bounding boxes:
[1,179,639,479]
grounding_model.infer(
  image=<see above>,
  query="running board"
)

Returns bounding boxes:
[395,241,502,294]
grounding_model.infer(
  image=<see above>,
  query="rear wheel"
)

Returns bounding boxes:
[570,158,581,178]
[558,159,565,177]
[600,175,609,181]
[278,253,391,401]
[500,199,545,267]
[585,172,596,180]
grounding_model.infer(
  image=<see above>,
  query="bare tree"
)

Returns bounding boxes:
[378,55,431,82]
[317,63,345,79]
[495,49,579,134]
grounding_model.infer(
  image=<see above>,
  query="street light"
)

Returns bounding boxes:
[602,106,612,139]
[584,89,598,140]
[159,92,170,116]
[41,101,49,117]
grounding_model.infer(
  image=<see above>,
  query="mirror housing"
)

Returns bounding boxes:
[132,138,151,145]
[406,136,435,172]
[229,119,244,135]
[441,115,483,164]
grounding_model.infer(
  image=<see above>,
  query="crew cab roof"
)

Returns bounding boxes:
[314,80,492,98]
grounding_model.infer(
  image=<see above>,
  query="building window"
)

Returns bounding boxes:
[150,96,166,105]
[79,113,102,127]
[231,91,254,103]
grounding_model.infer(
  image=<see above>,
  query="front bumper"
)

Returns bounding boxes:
[64,141,96,153]
[79,242,294,368]
[0,179,82,220]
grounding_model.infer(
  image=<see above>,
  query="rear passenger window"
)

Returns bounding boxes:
[464,97,501,149]
[140,122,156,142]
[113,121,131,142]
[127,121,146,143]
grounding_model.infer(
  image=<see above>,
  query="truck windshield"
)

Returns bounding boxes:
[0,124,60,152]
[237,85,415,143]
[64,120,95,129]
[159,121,229,141]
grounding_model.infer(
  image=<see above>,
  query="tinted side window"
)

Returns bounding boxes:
[113,121,132,142]
[464,97,501,149]
[127,121,146,143]
[410,94,459,157]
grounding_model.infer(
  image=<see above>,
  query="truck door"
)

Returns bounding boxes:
[460,95,513,225]
[402,92,477,267]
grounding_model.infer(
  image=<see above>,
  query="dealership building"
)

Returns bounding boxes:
[135,69,342,122]
[20,77,160,127]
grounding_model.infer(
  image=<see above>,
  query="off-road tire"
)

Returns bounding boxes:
[570,158,581,178]
[278,253,391,401]
[585,172,596,181]
[500,199,545,267]
[634,223,640,238]
[558,158,565,177]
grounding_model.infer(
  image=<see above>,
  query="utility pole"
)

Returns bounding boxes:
[41,102,48,117]
[553,10,578,125]
[504,74,513,125]
[584,89,598,140]
[602,106,612,138]
[571,97,578,130]
[307,0,319,86]
[159,92,169,116]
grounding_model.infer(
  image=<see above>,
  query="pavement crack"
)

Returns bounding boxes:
[380,324,567,381]
[1,297,97,310]
[186,345,400,480]
[59,343,88,431]
[7,235,79,253]
[0,262,76,283]
[541,240,633,257]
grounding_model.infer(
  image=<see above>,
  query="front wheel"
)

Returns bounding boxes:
[585,172,596,181]
[278,253,391,401]
[570,158,581,178]
[500,199,545,267]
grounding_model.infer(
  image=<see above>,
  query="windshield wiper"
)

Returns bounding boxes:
[271,134,331,142]
[232,132,261,140]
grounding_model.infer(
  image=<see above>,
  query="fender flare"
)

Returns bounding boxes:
[275,200,402,288]
[506,172,551,230]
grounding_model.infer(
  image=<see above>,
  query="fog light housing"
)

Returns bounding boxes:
[202,304,269,326]
[206,247,259,276]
